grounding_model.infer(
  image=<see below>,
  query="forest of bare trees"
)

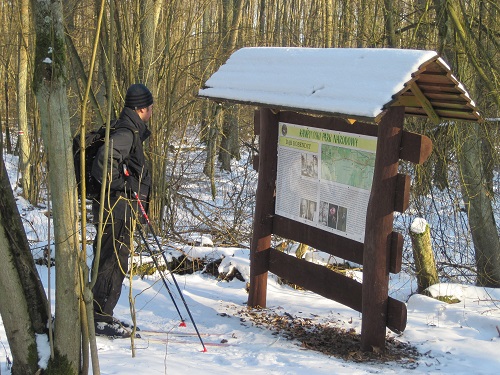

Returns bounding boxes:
[0,0,498,373]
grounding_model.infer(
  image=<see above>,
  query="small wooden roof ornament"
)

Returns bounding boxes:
[199,47,482,124]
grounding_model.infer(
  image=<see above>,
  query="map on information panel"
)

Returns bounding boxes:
[321,145,376,191]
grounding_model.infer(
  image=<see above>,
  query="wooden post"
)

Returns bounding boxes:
[361,106,405,352]
[248,108,279,308]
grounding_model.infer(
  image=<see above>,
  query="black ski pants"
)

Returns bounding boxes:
[92,198,134,323]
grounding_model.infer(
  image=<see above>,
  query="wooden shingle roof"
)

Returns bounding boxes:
[199,47,482,123]
[388,57,482,122]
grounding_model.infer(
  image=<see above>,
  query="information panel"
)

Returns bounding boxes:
[275,122,377,243]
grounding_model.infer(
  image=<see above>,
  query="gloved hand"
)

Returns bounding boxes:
[123,164,149,203]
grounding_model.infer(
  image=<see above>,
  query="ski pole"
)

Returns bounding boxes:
[135,223,186,326]
[123,165,206,351]
[129,187,206,351]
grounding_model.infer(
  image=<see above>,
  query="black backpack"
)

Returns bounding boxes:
[73,121,139,200]
[73,125,108,200]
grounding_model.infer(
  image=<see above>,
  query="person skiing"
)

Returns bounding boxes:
[91,83,153,337]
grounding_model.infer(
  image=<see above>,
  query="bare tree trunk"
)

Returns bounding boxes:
[31,0,81,372]
[259,0,267,44]
[219,0,244,172]
[203,105,222,198]
[4,65,12,154]
[139,0,161,88]
[219,104,240,172]
[324,0,333,47]
[433,0,500,287]
[357,0,368,47]
[383,0,396,47]
[17,0,33,203]
[456,123,500,287]
[0,218,38,375]
[0,160,49,375]
[1,0,14,154]
[414,0,431,49]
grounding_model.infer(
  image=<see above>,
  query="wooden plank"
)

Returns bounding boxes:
[431,100,475,110]
[362,106,405,352]
[406,106,480,122]
[393,95,471,111]
[273,215,364,265]
[435,108,480,119]
[411,83,441,124]
[418,83,459,94]
[252,155,259,171]
[394,174,410,213]
[253,110,260,135]
[404,111,430,119]
[279,111,379,137]
[425,92,469,103]
[405,107,435,117]
[399,131,433,165]
[253,245,271,279]
[248,108,280,308]
[420,61,447,74]
[268,248,362,312]
[268,249,407,332]
[392,95,420,107]
[387,298,407,333]
[389,232,403,274]
[417,73,453,85]
[405,107,481,121]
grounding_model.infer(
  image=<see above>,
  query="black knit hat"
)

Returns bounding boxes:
[124,83,153,109]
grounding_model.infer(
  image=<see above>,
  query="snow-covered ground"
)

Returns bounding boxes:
[1,151,499,374]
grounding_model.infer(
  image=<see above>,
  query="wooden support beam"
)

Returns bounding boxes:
[387,298,407,333]
[410,83,441,124]
[252,155,259,171]
[389,232,404,274]
[268,249,407,333]
[392,96,420,107]
[269,248,362,312]
[248,108,279,308]
[394,174,410,213]
[273,215,364,265]
[253,110,260,135]
[361,106,405,352]
[400,131,433,165]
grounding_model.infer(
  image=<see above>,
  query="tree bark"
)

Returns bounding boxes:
[0,160,48,375]
[4,65,12,154]
[456,123,500,287]
[383,0,396,47]
[220,104,240,171]
[218,0,244,172]
[433,0,500,287]
[139,0,161,89]
[31,0,81,372]
[17,0,33,203]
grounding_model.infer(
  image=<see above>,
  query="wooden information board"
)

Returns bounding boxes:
[248,107,432,351]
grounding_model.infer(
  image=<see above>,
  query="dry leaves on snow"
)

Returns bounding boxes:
[235,307,420,367]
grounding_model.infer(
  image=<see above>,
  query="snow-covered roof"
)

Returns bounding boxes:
[199,47,482,123]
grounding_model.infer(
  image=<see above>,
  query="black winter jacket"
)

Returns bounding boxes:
[91,107,151,218]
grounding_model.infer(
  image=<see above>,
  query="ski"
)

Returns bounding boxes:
[136,334,233,348]
[138,329,228,338]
